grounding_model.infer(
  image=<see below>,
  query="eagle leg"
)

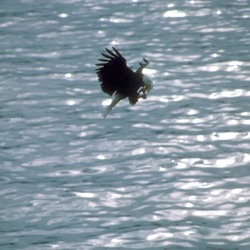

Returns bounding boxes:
[137,86,148,99]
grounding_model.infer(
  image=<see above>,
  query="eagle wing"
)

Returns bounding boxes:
[95,47,135,96]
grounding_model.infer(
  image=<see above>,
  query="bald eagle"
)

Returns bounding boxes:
[95,47,153,118]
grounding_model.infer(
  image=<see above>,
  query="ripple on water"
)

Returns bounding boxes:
[1,0,250,249]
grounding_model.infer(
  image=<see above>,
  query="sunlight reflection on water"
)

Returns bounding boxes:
[1,0,250,249]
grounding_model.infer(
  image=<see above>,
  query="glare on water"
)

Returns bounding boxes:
[1,0,250,249]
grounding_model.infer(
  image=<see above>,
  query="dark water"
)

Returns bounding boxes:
[1,0,250,249]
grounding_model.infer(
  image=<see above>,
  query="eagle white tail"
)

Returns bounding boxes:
[103,91,122,118]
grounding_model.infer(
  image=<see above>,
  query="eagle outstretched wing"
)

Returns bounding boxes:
[95,47,136,96]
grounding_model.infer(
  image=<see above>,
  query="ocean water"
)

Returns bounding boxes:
[1,0,250,249]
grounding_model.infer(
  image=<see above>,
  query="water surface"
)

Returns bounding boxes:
[1,0,250,249]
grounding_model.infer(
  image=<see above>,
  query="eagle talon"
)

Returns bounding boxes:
[139,93,147,99]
